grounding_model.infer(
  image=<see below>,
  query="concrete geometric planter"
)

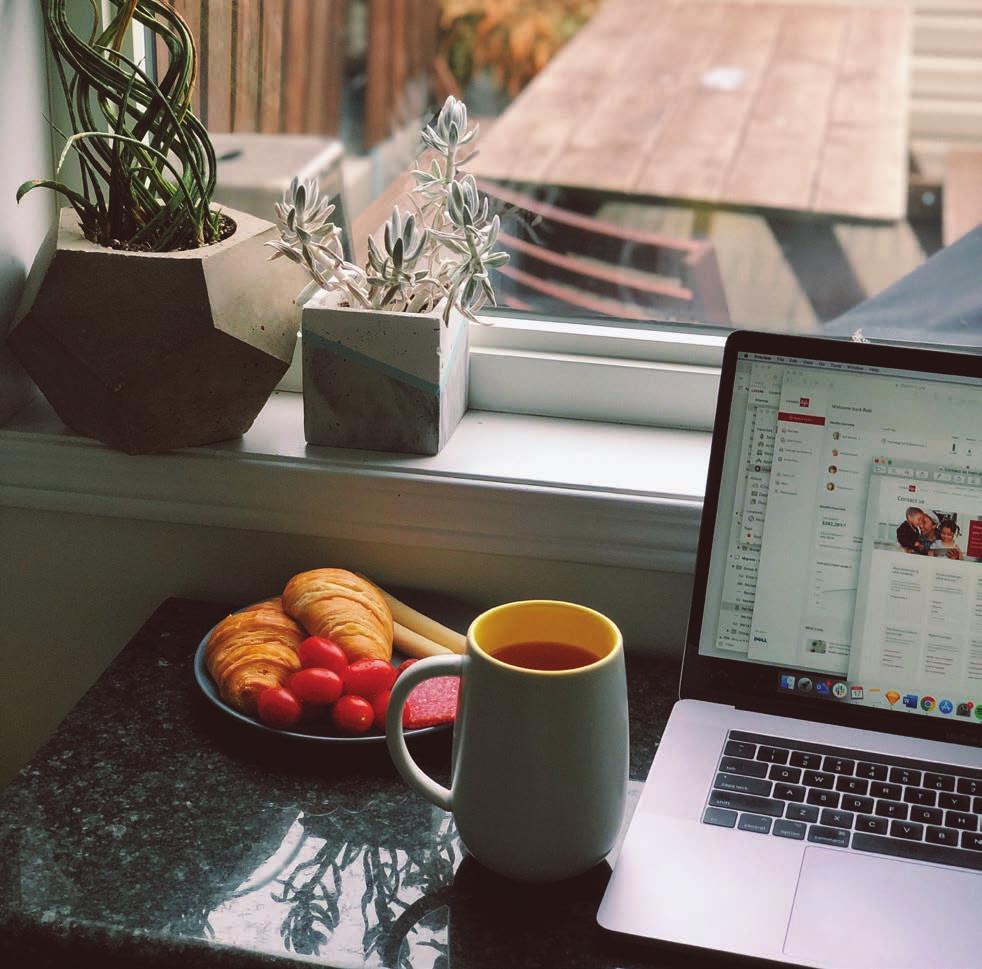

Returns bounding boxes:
[7,207,302,454]
[301,290,469,456]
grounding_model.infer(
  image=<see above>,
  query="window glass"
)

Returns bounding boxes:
[156,0,982,345]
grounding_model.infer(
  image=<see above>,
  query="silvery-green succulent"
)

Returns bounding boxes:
[269,96,507,322]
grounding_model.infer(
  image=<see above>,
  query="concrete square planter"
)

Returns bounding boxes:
[7,207,303,454]
[301,291,469,455]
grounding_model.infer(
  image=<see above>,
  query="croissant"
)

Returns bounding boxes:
[205,598,305,714]
[282,568,393,663]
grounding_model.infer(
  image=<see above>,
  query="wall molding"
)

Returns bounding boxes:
[0,400,707,573]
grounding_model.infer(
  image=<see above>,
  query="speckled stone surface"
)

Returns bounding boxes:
[0,598,709,969]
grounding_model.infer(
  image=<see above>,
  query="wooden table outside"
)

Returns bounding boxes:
[471,0,911,222]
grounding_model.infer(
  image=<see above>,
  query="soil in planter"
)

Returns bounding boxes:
[99,213,237,252]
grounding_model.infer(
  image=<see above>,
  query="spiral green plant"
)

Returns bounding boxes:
[18,0,223,251]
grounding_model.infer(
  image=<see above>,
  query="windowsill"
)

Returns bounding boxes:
[0,392,710,572]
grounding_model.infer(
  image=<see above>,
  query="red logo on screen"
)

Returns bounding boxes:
[908,485,917,492]
[967,520,982,558]
[799,397,810,407]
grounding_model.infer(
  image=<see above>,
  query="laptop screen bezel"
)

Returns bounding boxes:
[680,329,982,748]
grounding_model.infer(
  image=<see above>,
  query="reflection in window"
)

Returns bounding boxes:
[158,0,980,338]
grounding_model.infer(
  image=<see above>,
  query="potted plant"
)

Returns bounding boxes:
[269,96,508,456]
[7,0,302,454]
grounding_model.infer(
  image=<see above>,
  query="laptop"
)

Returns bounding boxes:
[598,330,982,968]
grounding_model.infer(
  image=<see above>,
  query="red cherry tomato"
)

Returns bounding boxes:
[331,694,374,734]
[298,636,348,675]
[372,690,391,731]
[397,658,419,677]
[342,659,397,699]
[288,668,343,706]
[257,686,302,729]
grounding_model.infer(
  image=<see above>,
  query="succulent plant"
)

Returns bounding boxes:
[270,96,507,324]
[18,1,222,252]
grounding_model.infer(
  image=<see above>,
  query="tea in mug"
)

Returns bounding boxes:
[491,640,598,671]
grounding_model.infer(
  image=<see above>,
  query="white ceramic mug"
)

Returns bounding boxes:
[386,599,629,882]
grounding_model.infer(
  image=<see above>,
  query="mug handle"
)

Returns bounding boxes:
[386,653,467,812]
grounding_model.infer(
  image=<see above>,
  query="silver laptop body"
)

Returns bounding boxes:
[598,331,982,968]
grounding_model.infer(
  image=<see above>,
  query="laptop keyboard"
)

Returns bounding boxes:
[703,730,982,872]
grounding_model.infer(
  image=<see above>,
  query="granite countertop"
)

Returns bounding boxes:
[0,597,698,969]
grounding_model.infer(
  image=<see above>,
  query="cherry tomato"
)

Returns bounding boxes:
[298,636,348,675]
[257,686,302,729]
[397,658,419,677]
[331,694,374,734]
[288,667,343,706]
[372,690,391,731]
[342,659,397,699]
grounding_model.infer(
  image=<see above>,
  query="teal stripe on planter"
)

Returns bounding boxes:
[303,325,467,397]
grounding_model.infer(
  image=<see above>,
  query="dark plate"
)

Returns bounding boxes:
[193,588,473,744]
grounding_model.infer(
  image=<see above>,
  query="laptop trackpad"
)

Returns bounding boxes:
[785,847,981,968]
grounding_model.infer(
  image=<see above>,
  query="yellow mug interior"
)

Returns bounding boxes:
[469,600,621,668]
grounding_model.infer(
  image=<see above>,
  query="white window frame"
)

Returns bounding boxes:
[469,312,725,430]
[279,311,726,430]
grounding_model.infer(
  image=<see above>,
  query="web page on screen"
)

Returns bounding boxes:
[702,352,982,723]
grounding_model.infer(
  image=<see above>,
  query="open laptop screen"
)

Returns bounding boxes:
[696,343,982,730]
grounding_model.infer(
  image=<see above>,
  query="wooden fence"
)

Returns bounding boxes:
[364,0,442,146]
[160,0,440,145]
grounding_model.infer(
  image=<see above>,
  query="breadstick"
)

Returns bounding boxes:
[393,622,454,659]
[379,589,468,655]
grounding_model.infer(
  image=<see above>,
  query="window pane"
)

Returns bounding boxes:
[160,0,982,347]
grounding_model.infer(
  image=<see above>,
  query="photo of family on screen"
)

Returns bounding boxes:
[896,506,964,559]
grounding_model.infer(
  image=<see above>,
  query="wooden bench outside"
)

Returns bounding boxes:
[943,149,982,245]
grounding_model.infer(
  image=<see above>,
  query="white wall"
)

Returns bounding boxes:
[0,506,692,786]
[0,0,54,423]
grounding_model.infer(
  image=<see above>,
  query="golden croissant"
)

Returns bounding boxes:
[205,598,305,714]
[282,568,393,663]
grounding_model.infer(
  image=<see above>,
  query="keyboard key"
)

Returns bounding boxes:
[803,771,834,789]
[768,764,801,784]
[708,790,785,817]
[956,777,982,797]
[974,797,982,816]
[703,807,737,828]
[738,813,772,834]
[808,826,850,848]
[962,832,982,851]
[854,832,982,871]
[856,815,888,835]
[939,792,970,812]
[910,806,943,826]
[756,746,789,765]
[874,800,908,820]
[890,819,924,841]
[719,757,768,779]
[870,782,902,800]
[926,826,959,846]
[773,783,806,803]
[903,787,936,806]
[857,762,888,781]
[836,776,868,796]
[786,803,819,823]
[807,788,839,808]
[842,795,875,814]
[714,773,772,798]
[890,767,921,787]
[724,740,757,759]
[820,808,854,829]
[924,773,956,792]
[790,751,822,770]
[772,819,806,840]
[945,811,978,832]
[824,757,855,776]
